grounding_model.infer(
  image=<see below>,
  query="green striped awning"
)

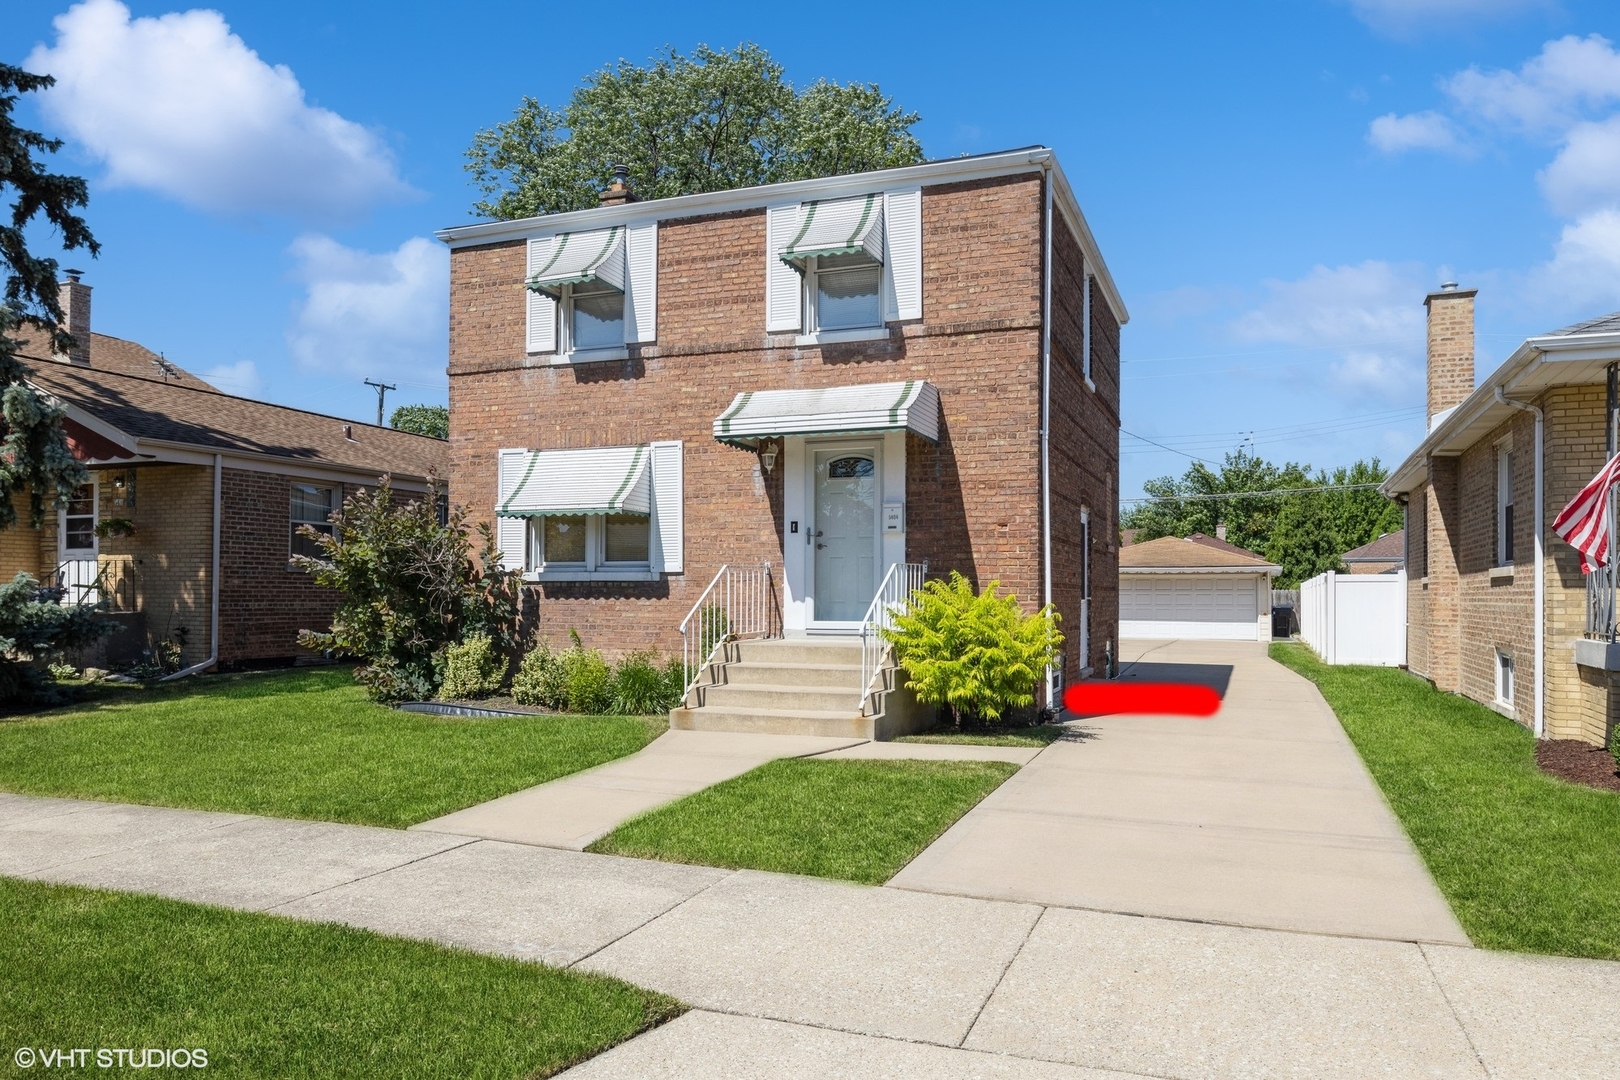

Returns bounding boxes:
[497,444,650,517]
[779,194,884,270]
[525,226,626,296]
[713,380,940,447]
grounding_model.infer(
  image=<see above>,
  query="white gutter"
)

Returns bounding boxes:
[160,453,221,681]
[1040,167,1056,709]
[1496,387,1545,737]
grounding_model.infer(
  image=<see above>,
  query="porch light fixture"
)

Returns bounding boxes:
[759,441,779,474]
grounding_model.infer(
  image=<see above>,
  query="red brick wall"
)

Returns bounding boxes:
[447,172,1119,679]
[217,469,346,667]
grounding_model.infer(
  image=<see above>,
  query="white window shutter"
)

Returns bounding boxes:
[765,204,802,333]
[625,222,658,343]
[496,449,528,571]
[883,188,922,322]
[649,440,683,574]
[526,238,557,354]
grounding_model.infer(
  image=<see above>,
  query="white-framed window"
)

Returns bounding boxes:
[561,280,625,355]
[1495,649,1514,707]
[1496,444,1514,566]
[805,254,883,333]
[290,483,335,560]
[528,513,650,571]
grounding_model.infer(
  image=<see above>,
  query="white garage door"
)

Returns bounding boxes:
[1120,575,1263,641]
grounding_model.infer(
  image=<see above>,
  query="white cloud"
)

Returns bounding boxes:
[24,0,413,222]
[1233,261,1429,402]
[287,235,448,386]
[1527,208,1620,312]
[1347,0,1550,38]
[1444,34,1620,132]
[200,360,266,397]
[1367,111,1467,154]
[1538,116,1620,216]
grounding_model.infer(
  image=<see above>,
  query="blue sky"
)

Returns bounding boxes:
[9,0,1620,498]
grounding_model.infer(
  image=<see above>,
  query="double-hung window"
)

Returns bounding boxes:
[290,483,335,560]
[496,443,682,581]
[806,254,882,332]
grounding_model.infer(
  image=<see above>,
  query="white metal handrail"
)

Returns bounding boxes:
[680,561,780,702]
[858,561,927,716]
[1587,496,1619,641]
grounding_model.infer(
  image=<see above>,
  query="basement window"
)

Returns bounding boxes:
[1495,650,1514,708]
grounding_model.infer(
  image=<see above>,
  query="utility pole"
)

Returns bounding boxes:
[363,379,396,427]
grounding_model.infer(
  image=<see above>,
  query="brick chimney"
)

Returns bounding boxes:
[56,269,92,366]
[1424,282,1476,424]
[598,164,637,206]
[1215,521,1227,542]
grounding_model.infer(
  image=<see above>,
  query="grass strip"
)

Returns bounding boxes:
[590,757,1016,885]
[1273,642,1620,959]
[0,876,680,1079]
[0,668,662,828]
[897,724,1067,747]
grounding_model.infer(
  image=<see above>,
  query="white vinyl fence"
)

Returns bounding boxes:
[1299,570,1406,666]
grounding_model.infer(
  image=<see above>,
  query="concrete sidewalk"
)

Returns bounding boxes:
[5,791,1620,1078]
[888,639,1468,944]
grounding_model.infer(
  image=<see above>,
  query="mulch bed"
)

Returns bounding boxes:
[1536,740,1620,793]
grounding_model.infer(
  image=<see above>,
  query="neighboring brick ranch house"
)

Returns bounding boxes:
[5,276,447,673]
[1118,533,1279,642]
[1341,530,1404,575]
[1384,289,1620,747]
[440,147,1126,730]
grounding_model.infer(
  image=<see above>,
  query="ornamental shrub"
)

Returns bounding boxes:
[439,633,505,700]
[510,640,559,708]
[610,650,684,714]
[882,571,1062,727]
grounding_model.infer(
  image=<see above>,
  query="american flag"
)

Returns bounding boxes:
[1553,453,1620,573]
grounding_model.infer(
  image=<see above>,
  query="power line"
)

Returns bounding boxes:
[1121,482,1386,504]
[1119,429,1222,465]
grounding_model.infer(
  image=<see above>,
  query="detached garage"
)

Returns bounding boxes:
[1119,534,1279,642]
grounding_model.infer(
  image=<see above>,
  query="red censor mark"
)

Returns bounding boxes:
[1063,681,1222,718]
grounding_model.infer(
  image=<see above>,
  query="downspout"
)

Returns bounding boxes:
[1495,388,1544,737]
[1040,165,1055,709]
[160,453,221,681]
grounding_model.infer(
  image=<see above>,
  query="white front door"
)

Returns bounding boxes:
[812,446,878,623]
[58,479,98,605]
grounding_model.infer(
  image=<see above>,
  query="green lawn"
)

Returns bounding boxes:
[0,876,678,1079]
[0,668,662,828]
[589,758,1017,884]
[1273,642,1620,959]
[897,724,1068,747]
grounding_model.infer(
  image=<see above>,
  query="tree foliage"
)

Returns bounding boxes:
[1121,450,1403,587]
[0,573,112,705]
[0,63,96,530]
[389,404,448,440]
[883,572,1062,727]
[295,479,525,702]
[466,44,925,219]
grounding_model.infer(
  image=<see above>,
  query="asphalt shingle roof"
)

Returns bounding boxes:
[1118,534,1276,569]
[1341,530,1404,562]
[1546,311,1620,337]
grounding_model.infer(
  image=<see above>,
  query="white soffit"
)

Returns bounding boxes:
[713,380,941,446]
[526,226,626,296]
[499,444,650,517]
[779,194,884,269]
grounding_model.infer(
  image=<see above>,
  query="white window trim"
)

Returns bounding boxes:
[1494,649,1514,709]
[552,282,630,365]
[794,326,892,347]
[1496,443,1514,567]
[525,513,654,582]
[799,254,885,340]
[1082,269,1096,392]
[59,476,99,559]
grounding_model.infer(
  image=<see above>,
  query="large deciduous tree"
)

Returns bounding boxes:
[389,404,448,440]
[465,44,925,219]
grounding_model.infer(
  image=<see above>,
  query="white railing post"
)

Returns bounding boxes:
[857,560,927,716]
[679,561,782,704]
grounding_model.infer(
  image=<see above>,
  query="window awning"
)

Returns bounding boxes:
[498,444,651,517]
[779,194,884,270]
[525,226,626,297]
[713,380,940,447]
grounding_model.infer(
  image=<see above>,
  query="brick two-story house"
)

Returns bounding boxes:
[5,275,447,673]
[440,148,1126,730]
[1385,287,1620,747]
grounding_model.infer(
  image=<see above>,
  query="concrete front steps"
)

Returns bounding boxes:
[670,637,933,740]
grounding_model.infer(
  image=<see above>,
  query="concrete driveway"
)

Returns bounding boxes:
[888,638,1468,944]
